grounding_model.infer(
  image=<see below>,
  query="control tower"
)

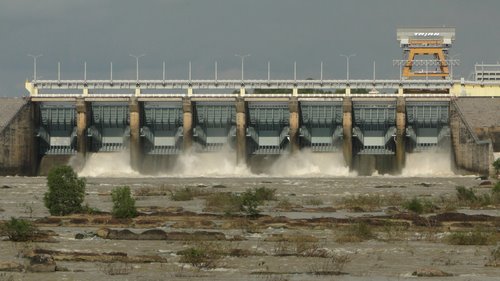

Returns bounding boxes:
[397,27,455,79]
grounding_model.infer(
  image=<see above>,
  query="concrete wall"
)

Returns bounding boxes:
[450,100,495,176]
[0,101,37,176]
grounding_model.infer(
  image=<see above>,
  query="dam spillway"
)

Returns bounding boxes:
[2,86,498,176]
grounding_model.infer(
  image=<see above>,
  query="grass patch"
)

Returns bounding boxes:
[170,187,209,201]
[205,192,242,215]
[403,197,436,214]
[178,242,223,269]
[342,194,383,211]
[447,229,493,245]
[1,217,38,242]
[304,198,323,206]
[336,221,374,243]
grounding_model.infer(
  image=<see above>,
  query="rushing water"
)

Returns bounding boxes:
[74,149,455,178]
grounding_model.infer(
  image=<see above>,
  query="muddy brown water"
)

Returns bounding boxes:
[0,176,499,280]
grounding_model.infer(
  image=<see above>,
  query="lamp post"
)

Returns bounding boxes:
[340,54,356,81]
[28,54,43,82]
[449,54,460,80]
[235,54,250,82]
[129,54,145,82]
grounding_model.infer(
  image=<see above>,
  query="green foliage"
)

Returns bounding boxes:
[337,221,374,243]
[334,88,369,94]
[204,188,275,217]
[1,217,37,242]
[456,186,477,202]
[253,187,277,201]
[178,243,222,269]
[493,182,500,194]
[447,230,492,245]
[44,165,86,216]
[205,192,242,215]
[170,187,208,201]
[403,197,424,214]
[170,187,195,201]
[493,158,500,173]
[111,186,137,219]
[240,190,261,217]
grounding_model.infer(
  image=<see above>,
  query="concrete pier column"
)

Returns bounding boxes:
[76,98,88,161]
[182,97,193,152]
[342,97,353,169]
[395,97,406,173]
[236,98,247,164]
[129,97,142,171]
[289,97,300,153]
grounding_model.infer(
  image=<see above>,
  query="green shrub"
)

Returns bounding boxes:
[403,197,424,214]
[493,158,500,174]
[205,192,242,215]
[456,186,477,202]
[240,189,261,217]
[178,243,222,269]
[447,230,491,245]
[1,217,37,242]
[170,187,195,201]
[111,186,137,219]
[337,221,374,243]
[492,182,500,194]
[253,187,277,201]
[44,166,86,215]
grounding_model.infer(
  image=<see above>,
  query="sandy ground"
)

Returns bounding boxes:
[0,175,499,281]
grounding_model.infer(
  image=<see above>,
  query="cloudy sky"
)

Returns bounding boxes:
[1,0,499,97]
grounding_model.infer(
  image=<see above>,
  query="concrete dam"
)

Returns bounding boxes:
[0,90,499,176]
[1,27,500,176]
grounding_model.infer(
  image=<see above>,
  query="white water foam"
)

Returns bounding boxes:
[401,151,455,177]
[267,149,354,177]
[163,149,252,177]
[76,151,141,177]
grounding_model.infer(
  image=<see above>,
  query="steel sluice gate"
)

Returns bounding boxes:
[352,100,397,155]
[141,102,183,155]
[299,101,344,152]
[37,103,77,155]
[193,101,236,152]
[405,101,450,151]
[88,103,130,152]
[246,102,290,155]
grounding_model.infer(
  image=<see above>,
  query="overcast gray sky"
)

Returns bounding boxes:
[1,0,499,97]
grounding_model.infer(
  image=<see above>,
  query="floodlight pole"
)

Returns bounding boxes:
[129,54,145,82]
[28,54,42,82]
[340,54,356,81]
[235,54,250,82]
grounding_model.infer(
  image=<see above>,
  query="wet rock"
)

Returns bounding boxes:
[479,180,493,186]
[415,182,433,187]
[55,265,69,271]
[0,261,24,272]
[430,212,496,222]
[35,217,62,225]
[96,228,110,239]
[412,268,452,277]
[75,231,96,240]
[138,229,167,240]
[107,229,138,240]
[28,254,56,272]
[166,231,226,241]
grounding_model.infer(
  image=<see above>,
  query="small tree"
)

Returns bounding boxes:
[493,158,500,176]
[111,186,137,218]
[2,217,37,242]
[44,166,86,216]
